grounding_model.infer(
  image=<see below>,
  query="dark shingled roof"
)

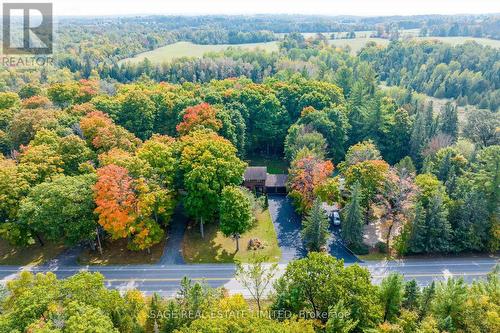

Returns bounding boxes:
[244,167,267,181]
[265,174,288,188]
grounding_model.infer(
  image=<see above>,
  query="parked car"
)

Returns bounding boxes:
[333,211,341,226]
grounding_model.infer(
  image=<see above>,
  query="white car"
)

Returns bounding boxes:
[333,211,341,226]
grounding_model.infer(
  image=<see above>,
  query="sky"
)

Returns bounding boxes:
[6,0,500,17]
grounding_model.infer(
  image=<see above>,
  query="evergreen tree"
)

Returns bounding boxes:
[326,300,358,333]
[341,182,365,248]
[410,194,452,254]
[301,198,330,252]
[379,273,404,322]
[426,194,452,253]
[395,156,416,176]
[440,102,458,142]
[419,281,436,318]
[410,105,428,166]
[452,189,490,252]
[408,202,427,254]
[402,280,420,310]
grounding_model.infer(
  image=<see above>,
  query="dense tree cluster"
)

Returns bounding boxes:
[360,41,500,111]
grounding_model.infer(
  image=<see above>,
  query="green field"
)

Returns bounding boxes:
[121,41,279,64]
[413,36,500,48]
[122,34,499,65]
[329,37,390,53]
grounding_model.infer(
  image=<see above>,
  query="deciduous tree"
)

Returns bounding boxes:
[219,186,254,251]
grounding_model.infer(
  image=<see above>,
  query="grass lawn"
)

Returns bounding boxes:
[121,41,279,64]
[247,156,288,174]
[0,239,66,266]
[357,252,390,261]
[78,238,165,265]
[182,209,281,263]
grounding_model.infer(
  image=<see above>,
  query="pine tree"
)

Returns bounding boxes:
[440,102,458,142]
[419,281,436,318]
[342,182,365,248]
[326,300,358,333]
[410,104,428,166]
[379,273,404,322]
[408,202,427,254]
[426,194,452,253]
[402,280,420,310]
[453,190,490,252]
[302,198,330,251]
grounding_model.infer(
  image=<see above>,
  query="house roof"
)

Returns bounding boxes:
[265,173,288,188]
[244,167,267,181]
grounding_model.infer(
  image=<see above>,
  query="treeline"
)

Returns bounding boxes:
[422,15,500,39]
[360,40,500,111]
[0,254,499,332]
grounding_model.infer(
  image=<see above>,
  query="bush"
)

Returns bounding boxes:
[350,242,369,255]
[376,241,388,254]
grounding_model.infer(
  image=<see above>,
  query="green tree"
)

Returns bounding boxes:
[409,194,452,254]
[340,139,381,170]
[272,252,381,329]
[430,278,468,331]
[463,109,499,147]
[326,300,358,333]
[284,124,327,162]
[17,174,97,245]
[57,134,93,175]
[219,186,254,251]
[439,102,458,142]
[180,130,246,238]
[402,280,420,310]
[342,182,365,248]
[379,273,404,322]
[301,198,330,252]
[118,89,156,140]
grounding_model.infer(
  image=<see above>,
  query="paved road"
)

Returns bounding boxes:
[1,256,496,297]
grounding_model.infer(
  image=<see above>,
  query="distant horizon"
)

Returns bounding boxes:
[5,0,500,17]
[52,12,500,19]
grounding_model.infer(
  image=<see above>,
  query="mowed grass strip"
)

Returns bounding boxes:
[0,239,66,266]
[182,209,281,263]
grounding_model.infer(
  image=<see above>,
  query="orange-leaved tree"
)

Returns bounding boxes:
[94,164,136,239]
[287,149,334,214]
[176,103,222,135]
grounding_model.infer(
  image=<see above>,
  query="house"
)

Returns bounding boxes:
[243,167,267,193]
[243,166,288,194]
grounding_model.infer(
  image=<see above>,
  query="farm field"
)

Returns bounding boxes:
[413,36,500,48]
[120,41,279,64]
[122,33,499,65]
[329,37,389,53]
